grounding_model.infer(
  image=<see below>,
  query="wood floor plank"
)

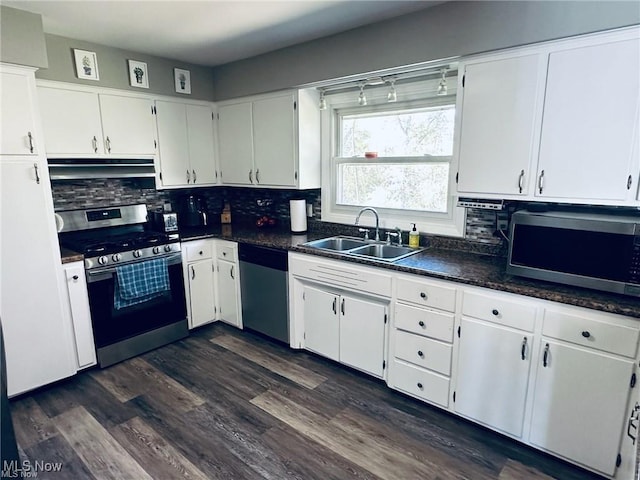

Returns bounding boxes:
[261,424,382,480]
[110,417,209,480]
[9,397,57,449]
[53,406,152,480]
[89,360,149,402]
[252,388,445,480]
[22,435,97,480]
[499,459,556,480]
[211,333,327,389]
[130,394,266,480]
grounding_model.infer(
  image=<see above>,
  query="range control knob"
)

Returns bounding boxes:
[132,249,143,258]
[112,253,122,262]
[98,255,109,265]
[152,246,161,254]
[164,244,173,252]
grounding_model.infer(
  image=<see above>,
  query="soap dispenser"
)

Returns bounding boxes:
[409,223,420,247]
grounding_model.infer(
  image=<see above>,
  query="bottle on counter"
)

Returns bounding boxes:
[409,223,420,247]
[221,202,231,224]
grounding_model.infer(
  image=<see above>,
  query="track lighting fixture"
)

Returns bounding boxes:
[318,89,327,110]
[387,78,397,103]
[358,83,367,106]
[437,68,447,96]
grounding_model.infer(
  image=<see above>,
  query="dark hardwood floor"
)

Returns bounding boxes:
[10,323,605,479]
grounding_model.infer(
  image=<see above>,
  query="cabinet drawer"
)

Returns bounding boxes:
[217,244,236,261]
[394,302,454,342]
[462,290,536,332]
[394,330,452,376]
[389,360,450,408]
[396,277,456,312]
[543,309,640,358]
[184,241,213,262]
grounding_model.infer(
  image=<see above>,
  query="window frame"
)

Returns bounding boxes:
[320,77,465,237]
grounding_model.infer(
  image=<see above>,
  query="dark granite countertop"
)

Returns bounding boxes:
[60,247,84,264]
[179,224,640,319]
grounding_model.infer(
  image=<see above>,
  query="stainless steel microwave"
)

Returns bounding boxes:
[507,210,640,297]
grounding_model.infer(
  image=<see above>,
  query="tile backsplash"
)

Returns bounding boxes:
[50,178,500,244]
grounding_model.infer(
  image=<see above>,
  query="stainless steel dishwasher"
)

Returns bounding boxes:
[238,244,289,343]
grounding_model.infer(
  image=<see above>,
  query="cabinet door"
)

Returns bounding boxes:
[38,87,104,155]
[187,260,216,329]
[1,68,39,155]
[1,161,76,396]
[186,104,217,185]
[339,294,386,377]
[218,102,253,185]
[64,263,97,369]
[303,284,339,361]
[529,340,634,476]
[455,318,533,437]
[99,94,156,155]
[536,38,640,201]
[457,54,543,195]
[217,259,241,328]
[253,93,296,186]
[155,100,190,186]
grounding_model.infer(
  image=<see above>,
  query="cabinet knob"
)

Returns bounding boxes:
[417,350,424,358]
[420,292,427,299]
[417,382,423,389]
[581,330,591,338]
[492,309,499,316]
[418,321,425,327]
[72,275,79,281]
[199,250,203,255]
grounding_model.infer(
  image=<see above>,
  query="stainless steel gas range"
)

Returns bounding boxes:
[57,204,188,367]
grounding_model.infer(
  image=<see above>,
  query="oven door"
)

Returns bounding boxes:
[85,252,187,364]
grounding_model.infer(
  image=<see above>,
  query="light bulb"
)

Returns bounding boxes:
[358,84,367,106]
[437,69,447,96]
[387,79,397,103]
[319,91,327,110]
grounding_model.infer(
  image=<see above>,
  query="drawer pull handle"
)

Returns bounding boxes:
[521,337,527,360]
[543,343,550,367]
[417,382,423,389]
[418,350,424,358]
[418,321,425,327]
[492,309,499,316]
[581,331,591,338]
[420,292,427,299]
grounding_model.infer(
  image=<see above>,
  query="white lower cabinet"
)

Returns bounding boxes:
[62,262,97,370]
[303,284,340,361]
[183,239,241,330]
[528,307,639,477]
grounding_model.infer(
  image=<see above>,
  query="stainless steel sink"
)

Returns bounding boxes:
[302,236,423,262]
[349,244,417,260]
[304,236,369,251]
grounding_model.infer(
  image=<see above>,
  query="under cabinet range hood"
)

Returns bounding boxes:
[47,158,156,180]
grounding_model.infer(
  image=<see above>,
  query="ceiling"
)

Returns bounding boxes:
[4,1,441,67]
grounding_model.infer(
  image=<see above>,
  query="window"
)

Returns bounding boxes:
[321,76,465,237]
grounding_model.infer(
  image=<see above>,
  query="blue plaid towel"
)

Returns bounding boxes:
[114,258,170,310]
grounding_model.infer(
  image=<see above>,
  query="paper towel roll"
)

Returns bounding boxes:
[290,199,307,233]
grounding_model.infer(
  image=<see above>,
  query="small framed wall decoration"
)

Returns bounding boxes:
[74,49,99,80]
[128,60,149,88]
[174,68,191,94]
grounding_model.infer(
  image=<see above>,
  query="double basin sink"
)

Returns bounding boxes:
[303,236,424,262]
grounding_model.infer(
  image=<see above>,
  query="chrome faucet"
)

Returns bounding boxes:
[355,207,380,241]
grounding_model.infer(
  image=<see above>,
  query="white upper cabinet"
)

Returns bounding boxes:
[455,27,640,206]
[218,102,254,185]
[37,82,156,158]
[535,37,640,202]
[38,87,104,155]
[217,89,320,189]
[155,100,217,188]
[456,54,544,196]
[99,94,156,156]
[1,65,40,156]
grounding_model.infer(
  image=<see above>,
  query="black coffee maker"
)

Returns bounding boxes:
[178,194,208,227]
